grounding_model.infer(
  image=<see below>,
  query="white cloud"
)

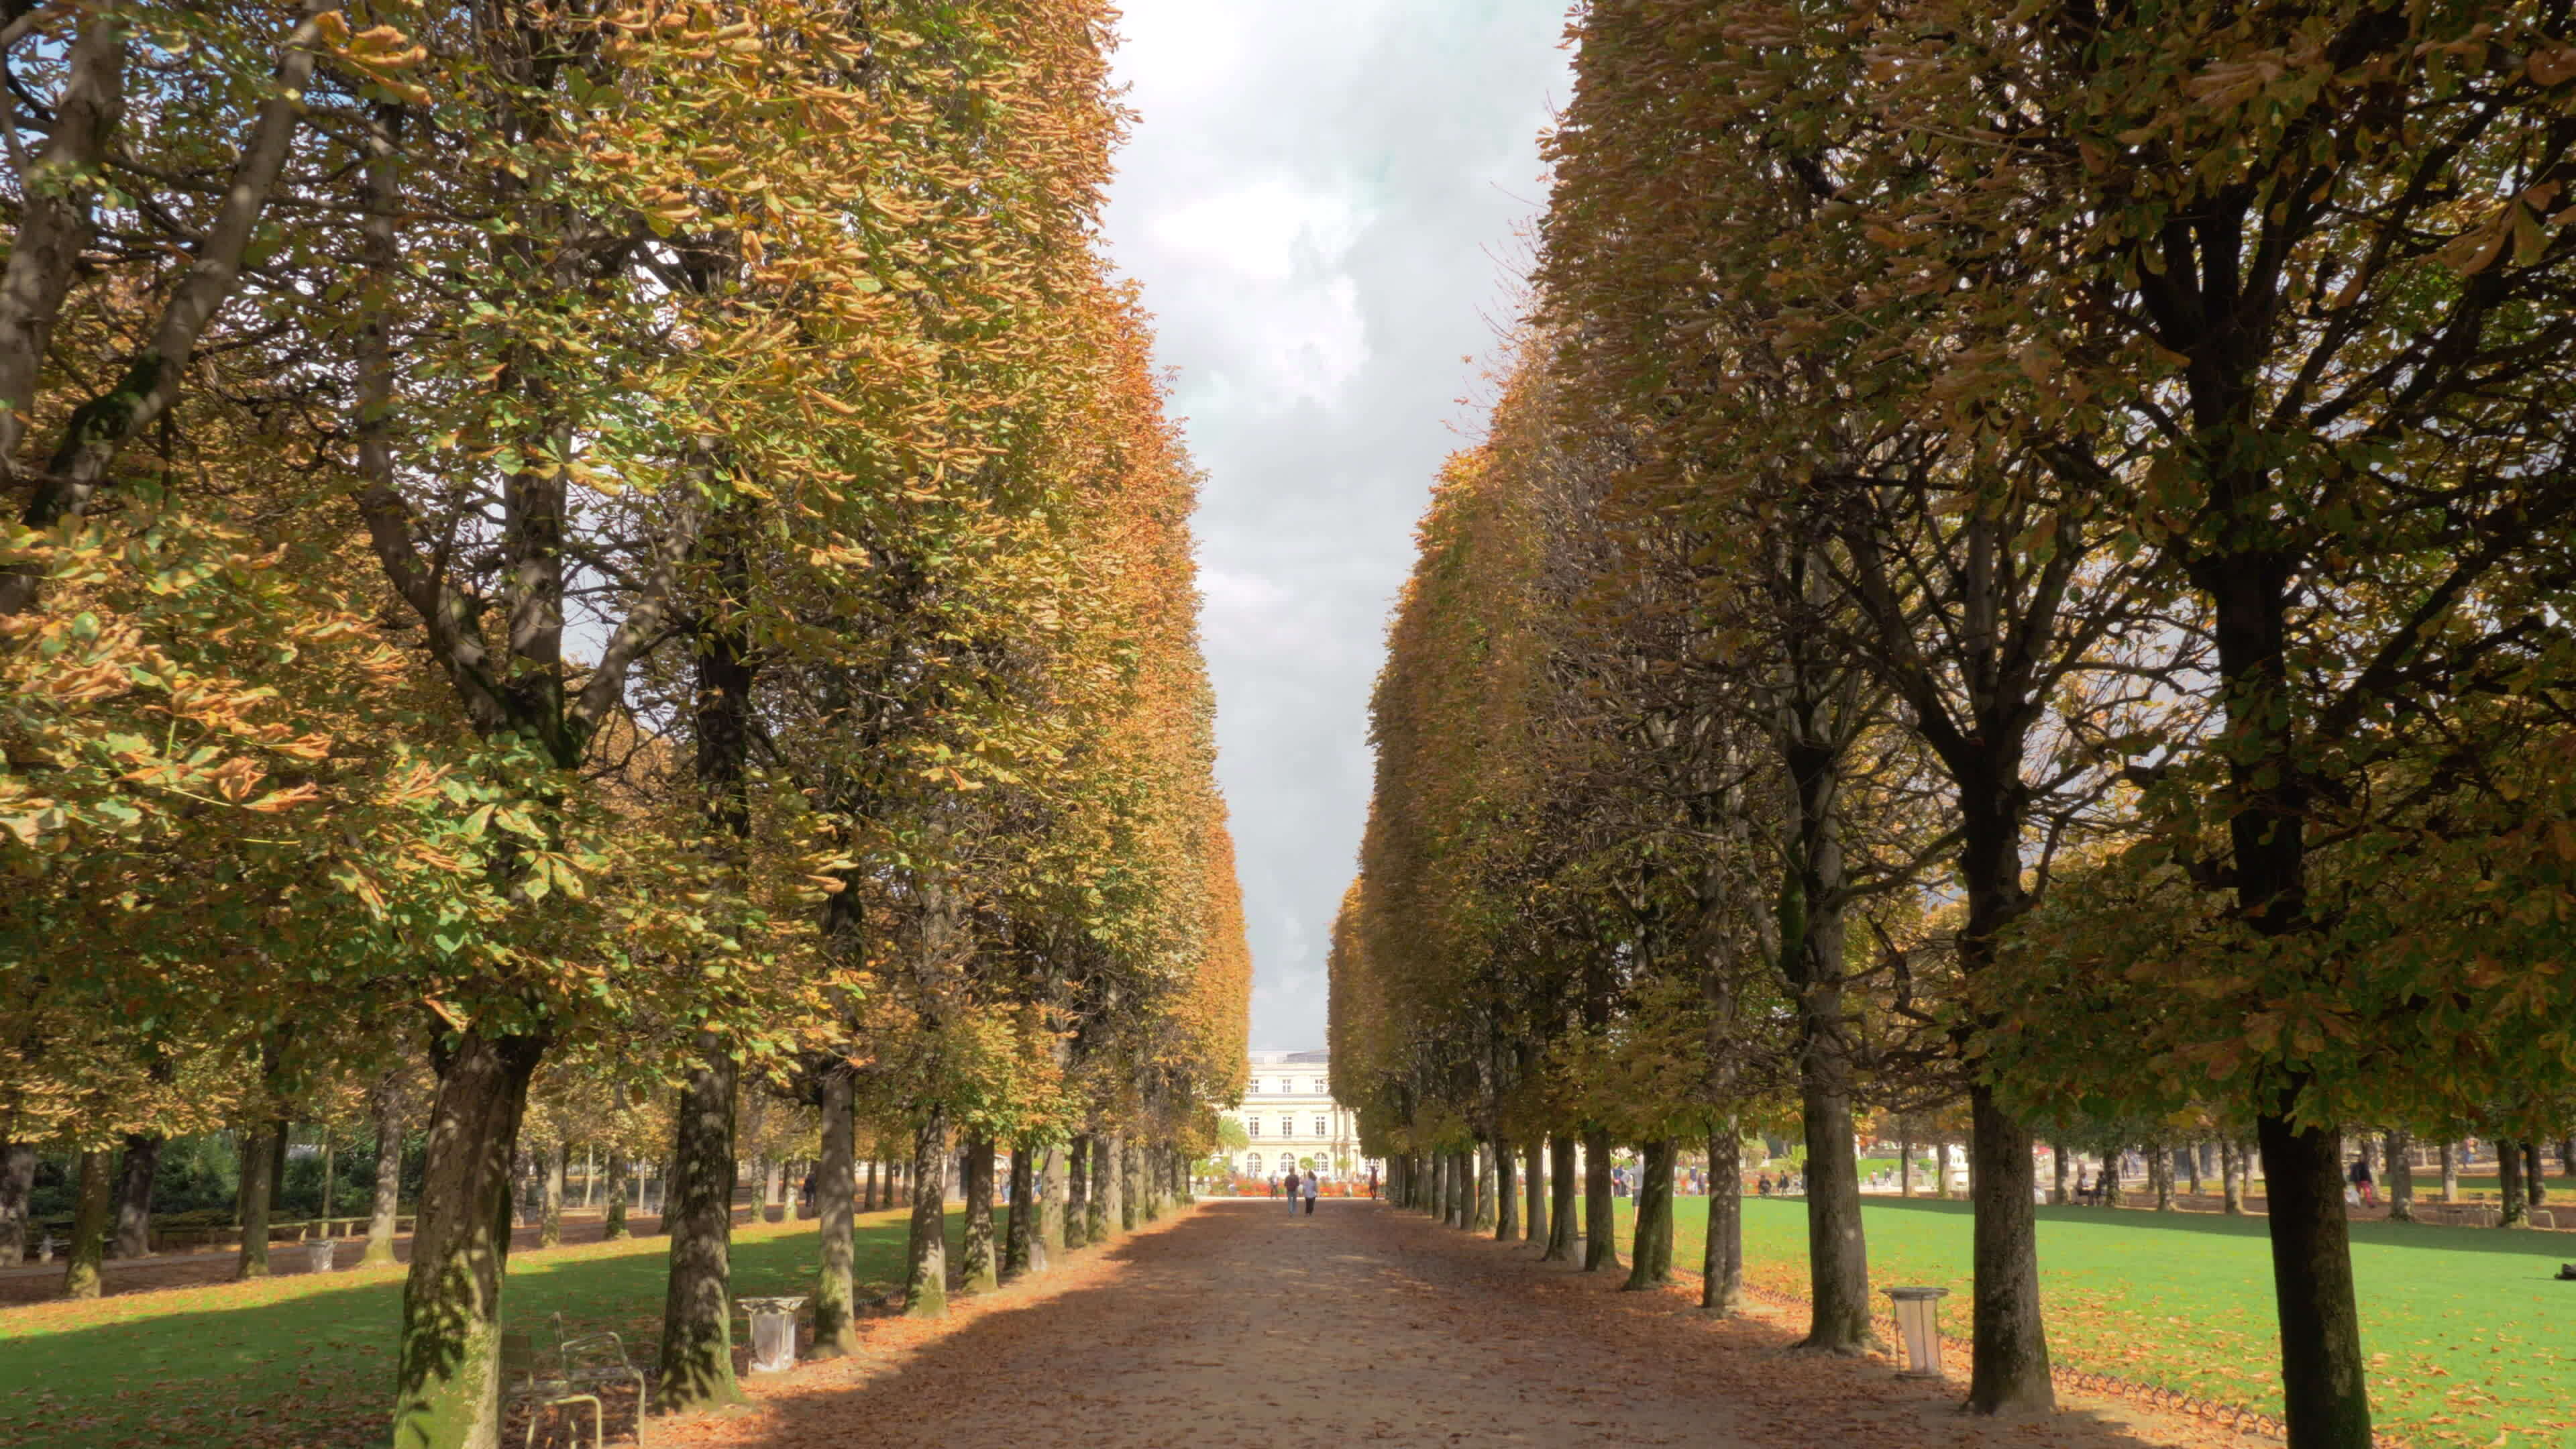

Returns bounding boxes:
[1137,182,1371,411]
[1108,1,1572,1049]
[1147,180,1364,283]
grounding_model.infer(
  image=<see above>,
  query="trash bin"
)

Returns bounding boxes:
[308,1238,339,1273]
[737,1295,808,1374]
[1883,1286,1950,1378]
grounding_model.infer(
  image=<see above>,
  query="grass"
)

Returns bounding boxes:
[1580,1195,2575,1447]
[0,1207,960,1448]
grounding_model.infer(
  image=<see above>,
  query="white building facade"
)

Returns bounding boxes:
[1218,1049,1382,1183]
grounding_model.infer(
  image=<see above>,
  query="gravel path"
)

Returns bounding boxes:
[661,1197,2276,1449]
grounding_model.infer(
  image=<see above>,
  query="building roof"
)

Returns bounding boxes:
[1248,1049,1330,1065]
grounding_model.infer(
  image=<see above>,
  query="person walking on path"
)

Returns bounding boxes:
[1303,1173,1318,1215]
[2350,1152,2377,1208]
[1284,1168,1300,1210]
[1368,1166,1380,1199]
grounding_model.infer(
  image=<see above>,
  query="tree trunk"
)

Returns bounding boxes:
[2257,1109,2375,1445]
[1582,1128,1616,1271]
[2524,1142,2544,1206]
[1006,1142,1042,1277]
[2052,1143,2070,1205]
[366,1076,405,1265]
[959,1131,998,1292]
[810,1068,859,1359]
[1545,1132,1577,1262]
[2384,1131,2414,1223]
[655,1036,745,1411]
[863,1155,879,1214]
[2561,1137,2574,1179]
[1964,1085,2053,1410]
[2188,1142,2204,1197]
[57,1148,116,1286]
[1935,1140,1953,1200]
[602,1147,630,1240]
[1703,1125,1743,1316]
[904,1107,949,1318]
[0,1140,35,1265]
[235,1124,276,1280]
[1474,1144,1497,1231]
[1624,1138,1676,1291]
[1792,1076,1873,1353]
[1523,1138,1546,1243]
[391,1027,546,1449]
[2498,1140,2528,1226]
[60,1148,113,1299]
[538,1142,565,1248]
[1494,1135,1519,1241]
[1136,1143,1162,1224]
[1119,1138,1140,1231]
[2153,1141,2175,1211]
[2222,1139,2246,1216]
[0,14,125,493]
[2439,1142,2458,1203]
[1899,1134,1913,1197]
[113,1132,160,1258]
[1040,1144,1068,1258]
[1093,1134,1119,1240]
[1066,1132,1092,1248]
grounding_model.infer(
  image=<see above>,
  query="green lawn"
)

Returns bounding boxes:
[0,1208,958,1448]
[1582,1195,2573,1447]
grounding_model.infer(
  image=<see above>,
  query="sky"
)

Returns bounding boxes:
[1101,1,1576,1051]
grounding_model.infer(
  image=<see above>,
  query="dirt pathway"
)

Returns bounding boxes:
[661,1198,2276,1449]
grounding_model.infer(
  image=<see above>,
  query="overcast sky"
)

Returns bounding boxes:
[1102,2,1574,1051]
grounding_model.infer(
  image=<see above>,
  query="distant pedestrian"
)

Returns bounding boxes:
[1368,1166,1380,1199]
[1303,1173,1318,1215]
[1284,1168,1300,1208]
[1756,1173,1772,1197]
[2350,1153,2377,1208]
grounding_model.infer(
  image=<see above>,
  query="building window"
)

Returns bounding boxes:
[1247,1118,1260,1136]
[1314,1116,1328,1136]
[1281,1115,1295,1136]
[1246,1154,1262,1175]
[1311,1080,1324,1093]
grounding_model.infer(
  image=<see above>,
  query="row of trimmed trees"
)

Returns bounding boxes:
[1332,5,2576,1447]
[0,3,1249,1447]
